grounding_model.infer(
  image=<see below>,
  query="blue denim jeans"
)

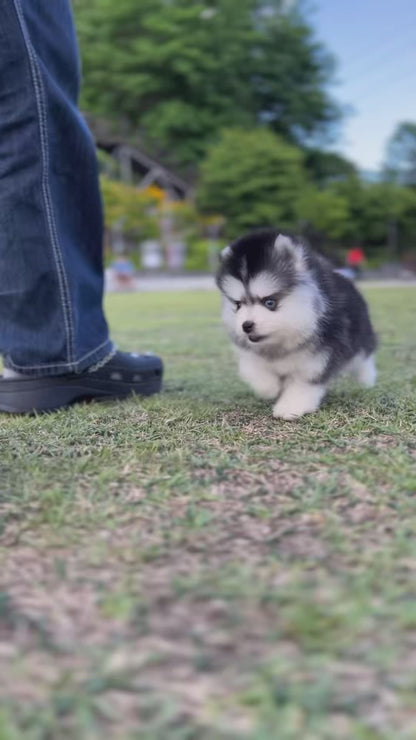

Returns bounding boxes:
[0,0,113,375]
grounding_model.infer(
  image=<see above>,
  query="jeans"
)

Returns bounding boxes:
[0,0,112,376]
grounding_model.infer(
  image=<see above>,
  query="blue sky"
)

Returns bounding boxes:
[309,0,416,171]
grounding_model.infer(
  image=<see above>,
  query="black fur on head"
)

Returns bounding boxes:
[216,229,306,297]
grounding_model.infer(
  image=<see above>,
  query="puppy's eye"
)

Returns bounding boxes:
[263,297,277,311]
[234,301,242,311]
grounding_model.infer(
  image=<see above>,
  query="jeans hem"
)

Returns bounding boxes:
[3,339,115,377]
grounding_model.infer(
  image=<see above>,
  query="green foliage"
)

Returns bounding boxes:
[357,184,405,247]
[100,176,210,266]
[334,179,416,253]
[0,712,23,740]
[100,164,416,258]
[100,176,159,238]
[384,121,416,187]
[250,9,339,143]
[399,189,416,252]
[304,149,358,187]
[197,128,305,238]
[297,186,350,240]
[185,239,215,271]
[74,2,416,259]
[96,149,120,179]
[167,200,200,240]
[198,134,416,252]
[75,0,340,166]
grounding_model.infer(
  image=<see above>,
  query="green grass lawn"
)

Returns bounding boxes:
[1,287,416,740]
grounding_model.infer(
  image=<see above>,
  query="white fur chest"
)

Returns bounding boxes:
[269,347,328,382]
[237,346,328,389]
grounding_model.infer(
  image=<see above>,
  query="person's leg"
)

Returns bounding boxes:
[0,0,162,412]
[0,0,113,375]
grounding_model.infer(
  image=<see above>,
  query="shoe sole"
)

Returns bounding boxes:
[0,374,162,414]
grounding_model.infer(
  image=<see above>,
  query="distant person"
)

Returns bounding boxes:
[109,257,136,290]
[0,1,162,414]
[346,246,366,279]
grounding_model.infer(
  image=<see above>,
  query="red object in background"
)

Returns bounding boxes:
[346,247,365,267]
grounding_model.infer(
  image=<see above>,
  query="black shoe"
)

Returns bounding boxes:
[0,351,163,414]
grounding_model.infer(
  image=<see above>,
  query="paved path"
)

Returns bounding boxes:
[106,272,416,293]
[105,273,216,293]
[134,274,216,292]
[359,280,416,288]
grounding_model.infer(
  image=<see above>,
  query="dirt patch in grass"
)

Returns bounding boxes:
[2,460,415,736]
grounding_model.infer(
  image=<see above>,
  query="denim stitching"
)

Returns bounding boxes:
[5,339,114,373]
[12,0,75,363]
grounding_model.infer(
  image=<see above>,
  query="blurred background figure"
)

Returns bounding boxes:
[107,257,136,292]
[346,245,366,279]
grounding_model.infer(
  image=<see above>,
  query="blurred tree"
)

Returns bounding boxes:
[250,5,340,146]
[384,122,416,188]
[332,175,365,240]
[356,184,403,251]
[100,177,159,238]
[297,186,350,240]
[304,149,357,187]
[333,179,416,255]
[360,184,416,255]
[74,0,340,166]
[197,128,304,237]
[398,188,416,255]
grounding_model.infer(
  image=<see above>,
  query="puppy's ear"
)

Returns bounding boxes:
[220,245,232,261]
[274,234,304,270]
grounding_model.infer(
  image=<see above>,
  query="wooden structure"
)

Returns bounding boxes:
[85,115,192,201]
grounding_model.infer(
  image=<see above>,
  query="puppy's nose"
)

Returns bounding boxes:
[242,321,254,334]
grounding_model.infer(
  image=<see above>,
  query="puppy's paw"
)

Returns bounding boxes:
[272,399,308,420]
[253,381,281,400]
[356,354,377,388]
[272,383,325,420]
[238,358,280,400]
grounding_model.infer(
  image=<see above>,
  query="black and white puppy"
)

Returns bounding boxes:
[216,229,377,419]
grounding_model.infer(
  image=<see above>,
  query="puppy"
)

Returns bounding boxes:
[216,229,377,419]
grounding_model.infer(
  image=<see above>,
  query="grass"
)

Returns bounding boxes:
[1,286,416,739]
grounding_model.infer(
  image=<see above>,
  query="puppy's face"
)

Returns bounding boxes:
[217,231,322,352]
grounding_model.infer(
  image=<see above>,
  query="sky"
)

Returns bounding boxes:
[308,0,416,171]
